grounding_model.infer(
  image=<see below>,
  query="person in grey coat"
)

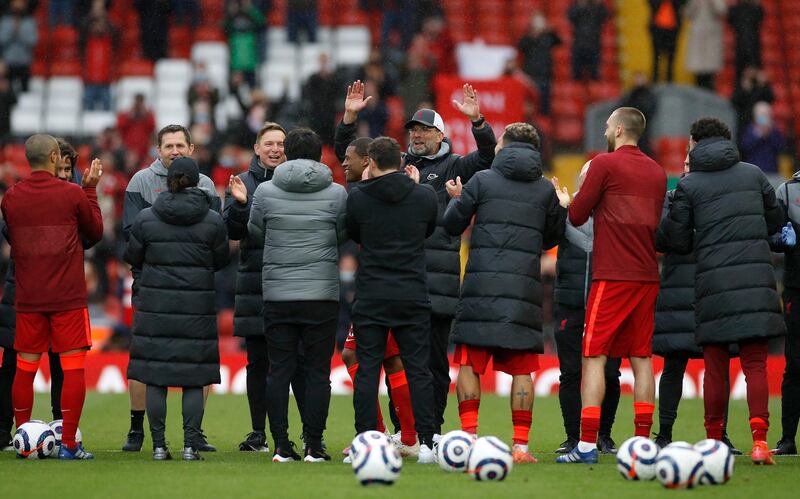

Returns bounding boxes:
[0,0,37,92]
[246,127,347,462]
[125,157,229,461]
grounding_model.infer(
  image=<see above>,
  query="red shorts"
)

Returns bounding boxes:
[582,280,659,358]
[14,308,92,354]
[454,343,539,376]
[343,324,400,359]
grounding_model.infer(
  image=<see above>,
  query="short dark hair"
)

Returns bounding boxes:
[25,134,59,168]
[256,122,286,143]
[349,137,373,158]
[613,107,646,141]
[57,138,77,166]
[503,122,540,150]
[689,117,732,142]
[157,124,192,147]
[285,127,322,161]
[367,137,401,171]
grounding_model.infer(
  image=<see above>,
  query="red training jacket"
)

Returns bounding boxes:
[1,171,103,312]
[568,145,666,282]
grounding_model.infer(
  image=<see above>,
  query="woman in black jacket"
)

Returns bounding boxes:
[125,157,229,461]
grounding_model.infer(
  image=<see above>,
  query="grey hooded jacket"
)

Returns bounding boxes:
[248,159,348,302]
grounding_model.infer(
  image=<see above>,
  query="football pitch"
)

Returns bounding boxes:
[1,393,797,498]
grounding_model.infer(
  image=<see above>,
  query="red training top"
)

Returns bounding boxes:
[568,145,666,282]
[1,171,103,312]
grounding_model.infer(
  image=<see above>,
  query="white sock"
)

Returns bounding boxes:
[577,441,597,453]
[513,443,528,453]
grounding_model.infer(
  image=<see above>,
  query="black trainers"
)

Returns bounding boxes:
[0,430,12,452]
[653,433,671,449]
[721,434,742,455]
[272,441,302,462]
[300,432,327,451]
[771,437,798,456]
[196,430,217,452]
[555,437,578,454]
[597,434,617,454]
[304,447,332,462]
[153,446,172,461]
[122,430,144,452]
[239,431,269,452]
[182,446,203,460]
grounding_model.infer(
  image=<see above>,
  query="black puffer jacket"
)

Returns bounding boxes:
[554,218,592,309]
[223,155,274,337]
[404,124,496,318]
[443,142,566,350]
[125,188,229,387]
[664,137,785,345]
[0,221,14,349]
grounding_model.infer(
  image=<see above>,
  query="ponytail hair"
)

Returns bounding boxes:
[168,173,195,193]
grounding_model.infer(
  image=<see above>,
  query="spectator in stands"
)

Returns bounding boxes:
[287,0,317,43]
[0,0,37,93]
[0,61,15,144]
[359,0,412,50]
[731,66,774,143]
[740,101,785,175]
[302,53,338,146]
[357,80,388,138]
[362,57,397,98]
[518,12,561,115]
[502,58,540,125]
[224,0,265,87]
[568,0,607,81]
[684,0,727,90]
[172,0,200,29]
[188,73,220,129]
[117,94,156,166]
[79,1,118,111]
[729,0,764,80]
[649,0,686,83]
[400,35,433,119]
[617,72,657,157]
[420,15,456,75]
[134,0,170,62]
[226,89,280,149]
[48,0,73,27]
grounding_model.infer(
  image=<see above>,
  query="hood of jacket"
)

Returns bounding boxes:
[149,158,169,177]
[248,154,275,183]
[358,171,416,203]
[565,217,593,252]
[688,137,740,173]
[406,138,452,162]
[272,159,332,193]
[152,187,212,226]
[491,142,543,181]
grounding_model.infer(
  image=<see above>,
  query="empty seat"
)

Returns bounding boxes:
[335,26,371,47]
[10,108,43,136]
[81,111,117,136]
[47,76,83,97]
[192,42,230,66]
[333,44,370,67]
[44,112,80,135]
[114,77,155,112]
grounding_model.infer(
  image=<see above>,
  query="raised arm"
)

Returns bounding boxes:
[451,84,496,183]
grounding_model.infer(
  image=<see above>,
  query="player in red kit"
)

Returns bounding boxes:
[1,134,103,460]
[554,108,666,464]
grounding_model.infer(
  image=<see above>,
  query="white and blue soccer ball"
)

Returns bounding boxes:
[436,430,476,472]
[349,432,402,486]
[694,439,734,485]
[466,436,513,481]
[13,421,56,459]
[667,441,694,450]
[48,420,83,457]
[616,436,660,481]
[655,446,705,489]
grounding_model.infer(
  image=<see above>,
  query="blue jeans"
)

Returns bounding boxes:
[49,0,73,28]
[287,11,318,43]
[84,84,112,111]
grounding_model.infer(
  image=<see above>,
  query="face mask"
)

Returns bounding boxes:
[755,115,771,127]
[339,270,355,283]
[220,156,236,168]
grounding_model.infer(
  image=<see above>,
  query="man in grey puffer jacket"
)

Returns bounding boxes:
[247,128,348,462]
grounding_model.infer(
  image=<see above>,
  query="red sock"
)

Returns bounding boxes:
[12,355,39,428]
[750,417,769,442]
[633,402,655,438]
[60,352,87,449]
[580,406,601,444]
[348,363,386,433]
[512,410,532,446]
[459,399,480,434]
[388,371,416,446]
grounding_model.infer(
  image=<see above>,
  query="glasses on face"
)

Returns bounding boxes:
[408,125,437,134]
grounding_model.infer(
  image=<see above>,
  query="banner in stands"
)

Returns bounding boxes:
[433,74,526,154]
[20,353,786,399]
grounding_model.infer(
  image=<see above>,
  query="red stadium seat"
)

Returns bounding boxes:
[169,26,192,59]
[657,137,688,175]
[194,26,227,42]
[49,26,79,62]
[554,118,584,145]
[120,59,154,77]
[49,60,82,77]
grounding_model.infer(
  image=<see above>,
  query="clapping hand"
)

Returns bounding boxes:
[445,176,463,198]
[82,158,103,188]
[228,175,247,204]
[551,177,571,208]
[405,165,420,184]
[782,222,796,247]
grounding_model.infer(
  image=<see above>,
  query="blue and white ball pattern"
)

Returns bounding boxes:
[694,439,734,485]
[616,436,660,481]
[47,419,83,457]
[13,421,56,459]
[436,430,476,472]
[466,436,513,481]
[655,446,705,489]
[350,432,402,486]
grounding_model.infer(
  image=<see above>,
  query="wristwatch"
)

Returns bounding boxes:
[471,115,485,128]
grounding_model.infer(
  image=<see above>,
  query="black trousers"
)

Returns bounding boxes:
[243,335,306,434]
[430,314,452,434]
[0,347,63,433]
[555,305,621,440]
[264,301,337,450]
[782,288,800,441]
[146,385,203,448]
[353,300,435,445]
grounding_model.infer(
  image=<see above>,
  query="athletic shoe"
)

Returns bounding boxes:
[59,444,94,460]
[597,434,617,454]
[0,430,13,452]
[555,437,578,454]
[751,440,776,465]
[239,431,270,452]
[343,454,352,464]
[300,432,327,451]
[512,445,538,463]
[433,433,442,445]
[272,441,301,463]
[182,446,203,461]
[417,444,436,464]
[653,433,671,449]
[196,431,216,452]
[122,430,144,452]
[555,446,598,464]
[721,434,742,455]
[304,448,331,462]
[771,438,797,456]
[395,440,419,458]
[153,446,172,461]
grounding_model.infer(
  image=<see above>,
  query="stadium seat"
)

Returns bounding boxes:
[554,118,584,145]
[334,44,370,67]
[195,26,227,43]
[114,77,155,112]
[81,111,117,136]
[155,106,190,131]
[120,59,154,77]
[267,27,289,46]
[10,108,43,136]
[44,111,80,135]
[261,61,300,101]
[49,60,82,77]
[192,42,230,66]
[335,26,371,47]
[267,43,298,65]
[155,59,194,84]
[657,137,688,175]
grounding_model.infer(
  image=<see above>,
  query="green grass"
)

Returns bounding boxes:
[0,393,797,498]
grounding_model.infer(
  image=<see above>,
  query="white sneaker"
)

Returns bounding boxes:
[433,433,442,445]
[389,431,401,445]
[417,444,435,464]
[343,454,352,464]
[396,440,419,458]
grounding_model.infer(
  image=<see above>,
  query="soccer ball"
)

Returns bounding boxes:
[694,439,734,485]
[466,436,513,481]
[48,420,83,457]
[655,446,705,489]
[616,436,660,480]
[667,441,694,449]
[13,421,56,459]
[436,430,476,472]
[349,432,402,486]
